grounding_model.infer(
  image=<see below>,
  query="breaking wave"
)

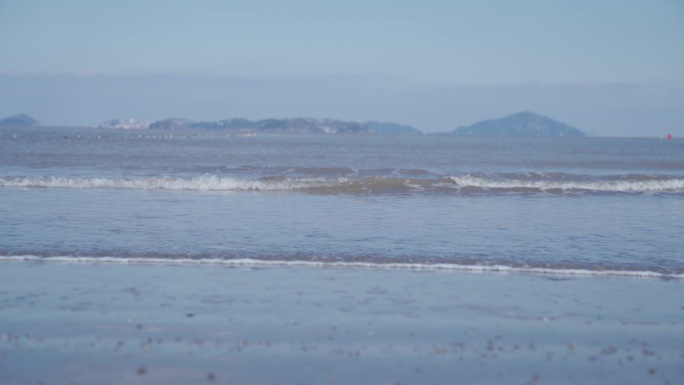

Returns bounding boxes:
[0,175,322,192]
[443,175,684,193]
[1,173,683,195]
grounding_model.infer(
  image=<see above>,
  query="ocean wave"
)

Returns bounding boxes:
[444,175,684,193]
[0,175,334,192]
[0,255,681,278]
[1,174,683,194]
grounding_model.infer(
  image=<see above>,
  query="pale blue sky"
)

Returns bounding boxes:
[1,0,683,135]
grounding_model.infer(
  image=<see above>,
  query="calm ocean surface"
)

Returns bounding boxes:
[1,126,683,276]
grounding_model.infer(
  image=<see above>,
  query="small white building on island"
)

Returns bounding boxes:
[97,118,149,129]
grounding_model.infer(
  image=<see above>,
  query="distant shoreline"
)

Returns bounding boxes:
[0,125,677,139]
[0,111,597,137]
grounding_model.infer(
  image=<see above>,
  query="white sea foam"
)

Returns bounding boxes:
[445,175,684,193]
[1,175,683,194]
[0,175,335,192]
[0,255,680,279]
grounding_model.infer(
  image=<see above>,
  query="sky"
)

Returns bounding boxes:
[0,0,683,136]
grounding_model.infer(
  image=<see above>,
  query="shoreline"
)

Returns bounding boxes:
[1,262,682,384]
[1,256,681,279]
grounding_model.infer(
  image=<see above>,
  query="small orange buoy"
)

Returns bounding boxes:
[666,133,673,139]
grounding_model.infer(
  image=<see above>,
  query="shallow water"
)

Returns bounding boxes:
[0,263,682,385]
[1,128,683,276]
[1,189,683,276]
[2,128,684,384]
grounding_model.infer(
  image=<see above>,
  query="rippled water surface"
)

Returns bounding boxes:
[1,127,683,276]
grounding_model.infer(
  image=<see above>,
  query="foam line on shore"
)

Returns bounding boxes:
[1,255,681,279]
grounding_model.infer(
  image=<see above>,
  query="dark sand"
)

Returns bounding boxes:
[0,263,682,384]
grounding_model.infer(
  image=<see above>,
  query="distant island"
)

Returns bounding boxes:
[0,114,39,127]
[1,112,585,137]
[449,111,584,138]
[0,113,420,135]
[363,121,422,135]
[147,117,422,135]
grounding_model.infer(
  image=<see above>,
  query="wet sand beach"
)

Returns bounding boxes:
[1,262,682,385]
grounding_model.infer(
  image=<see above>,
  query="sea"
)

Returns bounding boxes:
[1,126,683,277]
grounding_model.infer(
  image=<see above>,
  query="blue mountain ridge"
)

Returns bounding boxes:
[450,111,584,137]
